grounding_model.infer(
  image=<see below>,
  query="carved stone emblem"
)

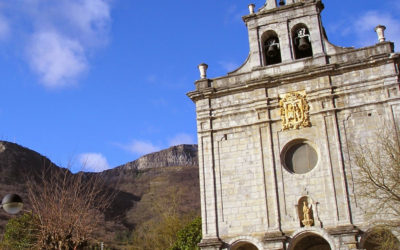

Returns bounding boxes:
[279,91,311,131]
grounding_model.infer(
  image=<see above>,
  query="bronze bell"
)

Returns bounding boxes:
[267,44,278,58]
[279,0,285,6]
[298,37,310,51]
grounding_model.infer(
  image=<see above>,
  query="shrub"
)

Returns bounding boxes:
[2,212,39,249]
[170,216,202,250]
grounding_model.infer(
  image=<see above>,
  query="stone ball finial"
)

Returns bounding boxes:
[198,63,208,79]
[248,4,255,14]
[375,25,386,42]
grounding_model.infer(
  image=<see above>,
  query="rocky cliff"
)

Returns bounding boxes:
[114,144,198,171]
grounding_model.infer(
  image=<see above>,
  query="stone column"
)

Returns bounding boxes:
[328,226,359,249]
[264,232,288,250]
[197,99,222,249]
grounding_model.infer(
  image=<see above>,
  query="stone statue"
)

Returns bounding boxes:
[302,201,314,227]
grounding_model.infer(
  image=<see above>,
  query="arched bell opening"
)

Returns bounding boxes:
[291,233,331,250]
[262,31,282,66]
[292,24,313,59]
[362,227,400,250]
[230,241,259,250]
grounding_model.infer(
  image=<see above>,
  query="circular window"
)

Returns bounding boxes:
[283,142,318,174]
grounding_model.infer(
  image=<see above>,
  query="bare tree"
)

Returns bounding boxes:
[350,124,400,249]
[351,125,400,220]
[26,165,114,249]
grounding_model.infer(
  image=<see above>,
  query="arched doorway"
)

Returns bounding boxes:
[231,241,258,250]
[292,234,331,250]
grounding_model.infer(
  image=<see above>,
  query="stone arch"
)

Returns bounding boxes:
[288,229,335,250]
[228,236,263,250]
[230,242,258,250]
[361,227,400,250]
[291,23,313,59]
[261,30,282,66]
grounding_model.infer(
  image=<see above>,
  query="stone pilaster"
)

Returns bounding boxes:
[263,231,288,250]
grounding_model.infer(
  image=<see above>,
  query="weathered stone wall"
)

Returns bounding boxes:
[189,0,400,249]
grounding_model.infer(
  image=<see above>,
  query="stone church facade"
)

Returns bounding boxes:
[187,0,400,249]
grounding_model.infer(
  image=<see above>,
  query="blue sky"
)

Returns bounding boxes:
[0,0,398,172]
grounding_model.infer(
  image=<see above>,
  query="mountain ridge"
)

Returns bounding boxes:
[105,144,197,172]
[0,140,200,247]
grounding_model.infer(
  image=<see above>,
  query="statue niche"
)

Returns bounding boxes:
[298,197,314,227]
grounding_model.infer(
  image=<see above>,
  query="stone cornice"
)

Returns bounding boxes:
[187,53,399,102]
[326,225,359,235]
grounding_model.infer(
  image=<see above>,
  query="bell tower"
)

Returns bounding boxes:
[235,0,334,74]
[188,0,400,249]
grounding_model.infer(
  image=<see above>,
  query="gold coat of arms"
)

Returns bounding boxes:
[279,91,311,130]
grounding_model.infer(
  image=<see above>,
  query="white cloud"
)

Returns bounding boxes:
[79,152,110,172]
[1,0,112,87]
[64,0,111,46]
[27,31,88,87]
[218,61,239,72]
[124,140,161,155]
[353,11,400,48]
[168,133,196,146]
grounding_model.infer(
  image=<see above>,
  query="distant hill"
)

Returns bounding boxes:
[0,141,200,247]
[99,144,200,245]
[0,141,58,228]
